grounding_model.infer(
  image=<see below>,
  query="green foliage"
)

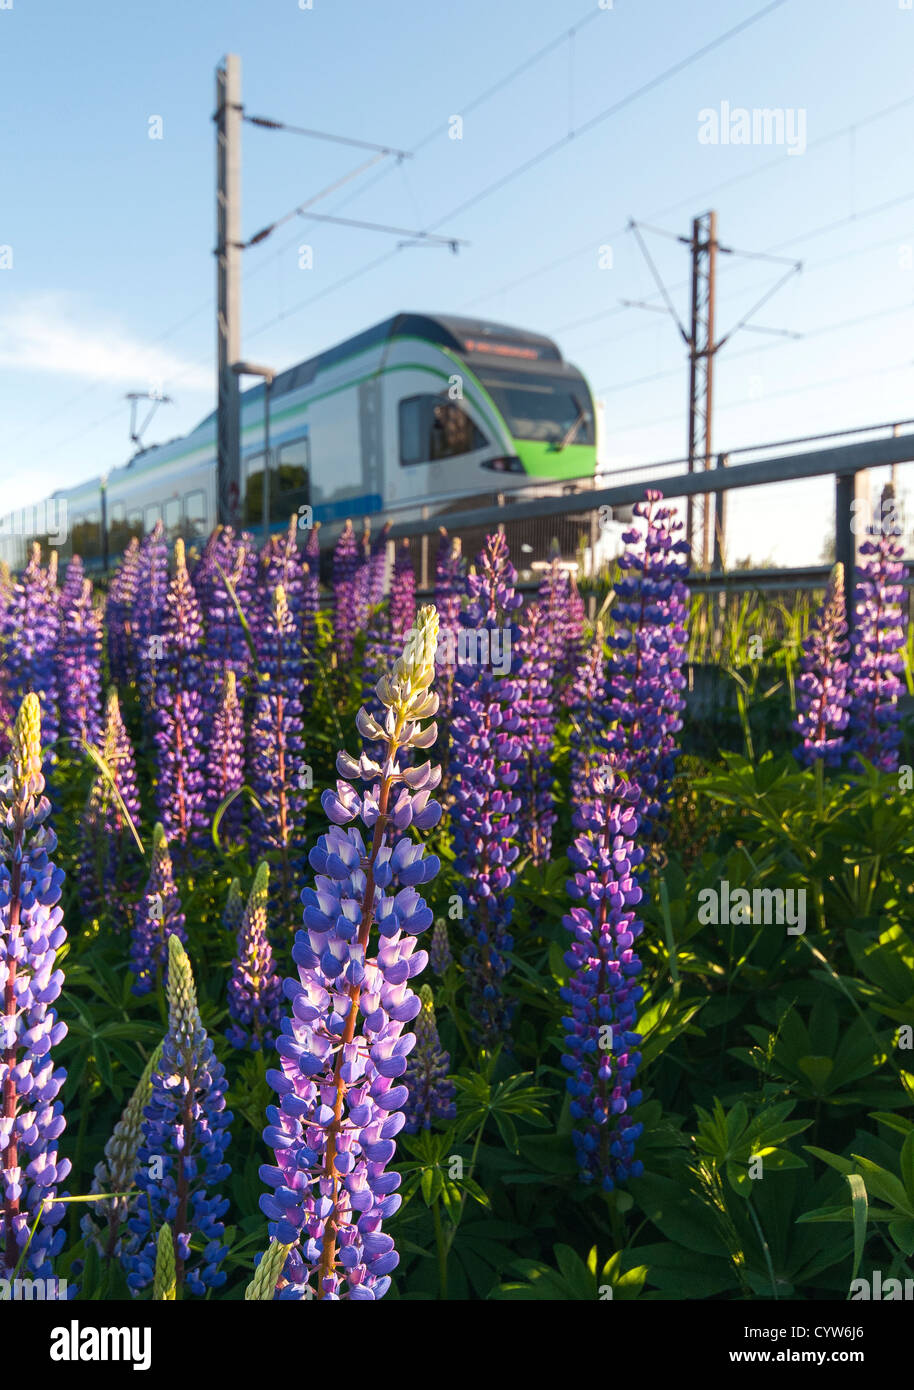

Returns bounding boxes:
[30,590,914,1300]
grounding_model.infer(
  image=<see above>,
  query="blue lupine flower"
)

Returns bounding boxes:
[129,823,187,997]
[848,520,909,772]
[560,768,645,1189]
[449,533,522,1046]
[402,986,456,1133]
[126,935,232,1297]
[602,490,690,847]
[0,695,71,1284]
[258,606,442,1300]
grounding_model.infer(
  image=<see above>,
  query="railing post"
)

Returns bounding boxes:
[834,472,857,632]
[712,452,728,573]
[420,505,430,591]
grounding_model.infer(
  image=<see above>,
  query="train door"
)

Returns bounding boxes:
[358,379,383,512]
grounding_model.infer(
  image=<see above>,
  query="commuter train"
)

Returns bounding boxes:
[0,311,598,571]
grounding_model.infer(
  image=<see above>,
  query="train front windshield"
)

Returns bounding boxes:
[479,369,595,446]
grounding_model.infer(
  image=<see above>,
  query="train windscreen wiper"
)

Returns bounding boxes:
[552,404,588,451]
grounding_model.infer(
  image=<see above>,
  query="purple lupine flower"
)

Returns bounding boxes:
[389,541,416,642]
[0,564,14,760]
[106,537,141,687]
[59,555,85,612]
[353,522,373,632]
[449,533,523,1046]
[126,935,232,1297]
[0,695,70,1285]
[332,520,361,664]
[514,601,558,864]
[204,533,254,691]
[58,577,103,750]
[560,768,645,1190]
[360,603,391,761]
[402,985,456,1134]
[361,541,416,761]
[433,528,464,726]
[258,606,442,1300]
[429,918,453,976]
[226,862,283,1052]
[129,822,187,996]
[563,575,587,704]
[848,522,909,772]
[248,585,308,927]
[204,668,244,842]
[301,521,322,712]
[79,688,142,914]
[259,516,306,633]
[153,539,207,856]
[793,562,851,768]
[369,521,391,605]
[602,490,690,847]
[134,523,169,716]
[6,544,61,767]
[537,552,585,705]
[569,622,607,807]
[537,552,571,670]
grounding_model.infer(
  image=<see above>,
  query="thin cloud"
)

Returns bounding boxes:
[0,296,212,393]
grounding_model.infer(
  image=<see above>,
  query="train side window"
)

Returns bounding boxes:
[72,510,101,560]
[144,503,162,531]
[163,497,181,538]
[107,502,137,556]
[184,490,207,539]
[399,395,486,465]
[274,438,310,515]
[244,452,266,525]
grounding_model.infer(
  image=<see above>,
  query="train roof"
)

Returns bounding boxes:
[188,312,565,435]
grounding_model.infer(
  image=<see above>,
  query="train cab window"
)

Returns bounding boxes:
[399,395,486,466]
[144,503,162,531]
[163,497,181,538]
[184,491,207,539]
[274,438,311,515]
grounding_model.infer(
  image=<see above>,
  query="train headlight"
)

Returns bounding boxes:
[481,455,524,473]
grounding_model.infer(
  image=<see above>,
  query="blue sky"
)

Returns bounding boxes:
[2,0,912,564]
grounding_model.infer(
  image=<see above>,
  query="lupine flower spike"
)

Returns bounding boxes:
[848,513,909,772]
[154,539,207,856]
[259,604,443,1300]
[129,823,187,997]
[82,1044,163,1260]
[602,490,690,851]
[561,767,645,1189]
[429,918,453,975]
[0,694,70,1284]
[246,1238,294,1300]
[402,985,456,1133]
[205,667,245,840]
[793,562,851,767]
[226,862,283,1051]
[126,936,232,1296]
[153,1223,177,1300]
[449,533,523,1046]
